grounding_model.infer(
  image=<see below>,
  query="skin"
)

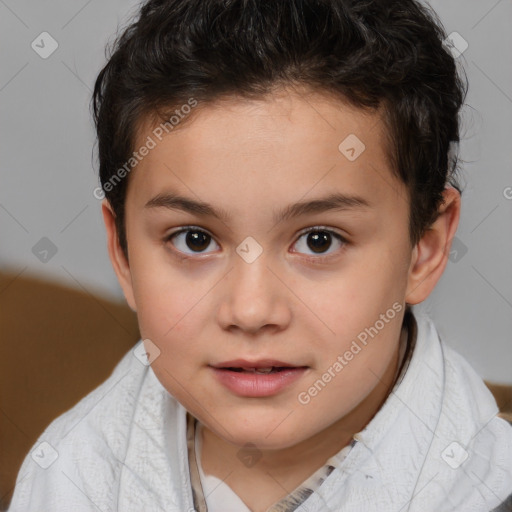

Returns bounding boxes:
[102,86,460,511]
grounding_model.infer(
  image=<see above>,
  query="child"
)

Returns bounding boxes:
[9,0,512,510]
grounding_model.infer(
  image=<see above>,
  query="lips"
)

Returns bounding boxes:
[209,359,309,397]
[210,359,309,398]
[210,359,307,373]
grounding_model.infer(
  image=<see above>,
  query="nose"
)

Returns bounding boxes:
[216,255,292,335]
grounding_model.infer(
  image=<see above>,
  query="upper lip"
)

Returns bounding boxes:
[210,359,306,369]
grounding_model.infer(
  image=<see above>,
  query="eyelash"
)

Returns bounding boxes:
[164,225,348,262]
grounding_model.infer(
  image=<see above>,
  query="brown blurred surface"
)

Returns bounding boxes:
[0,270,510,510]
[0,270,139,510]
[486,382,512,424]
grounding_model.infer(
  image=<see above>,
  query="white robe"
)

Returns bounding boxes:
[8,312,512,511]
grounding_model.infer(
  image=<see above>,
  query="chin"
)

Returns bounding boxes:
[218,416,309,450]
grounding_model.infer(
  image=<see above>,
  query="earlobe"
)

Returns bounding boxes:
[101,199,137,312]
[405,187,461,305]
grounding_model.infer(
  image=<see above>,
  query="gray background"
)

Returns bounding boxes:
[1,0,511,383]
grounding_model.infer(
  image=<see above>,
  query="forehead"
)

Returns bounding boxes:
[127,88,406,220]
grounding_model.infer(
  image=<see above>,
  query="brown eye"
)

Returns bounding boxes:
[168,228,219,255]
[306,231,332,253]
[185,231,210,251]
[292,228,346,257]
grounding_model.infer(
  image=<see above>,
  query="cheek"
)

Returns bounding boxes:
[136,288,207,402]
[305,258,406,336]
[300,310,403,426]
[299,249,407,389]
[130,271,209,374]
[129,246,203,331]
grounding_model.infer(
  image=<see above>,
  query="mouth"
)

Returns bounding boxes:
[221,366,305,374]
[210,359,308,373]
[209,359,309,397]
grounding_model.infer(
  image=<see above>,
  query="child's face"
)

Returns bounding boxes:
[106,88,426,449]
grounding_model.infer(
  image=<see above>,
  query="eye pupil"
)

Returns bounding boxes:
[307,231,331,253]
[186,231,210,251]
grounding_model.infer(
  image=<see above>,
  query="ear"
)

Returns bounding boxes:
[101,199,137,312]
[405,187,461,305]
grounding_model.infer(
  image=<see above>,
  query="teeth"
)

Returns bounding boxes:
[256,367,273,374]
[241,367,274,373]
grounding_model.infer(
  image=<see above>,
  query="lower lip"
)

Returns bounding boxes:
[210,367,308,397]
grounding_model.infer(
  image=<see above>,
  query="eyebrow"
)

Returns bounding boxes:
[144,192,371,224]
